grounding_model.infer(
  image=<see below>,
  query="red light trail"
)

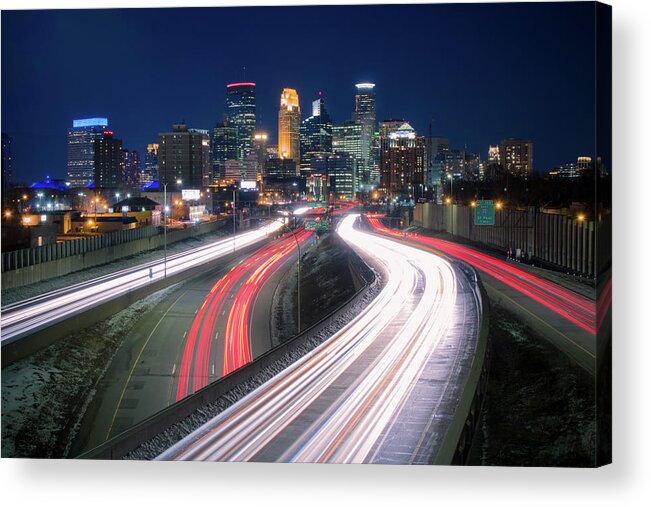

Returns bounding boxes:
[366,215,602,335]
[176,228,313,401]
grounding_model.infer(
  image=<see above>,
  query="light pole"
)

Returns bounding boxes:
[232,189,237,254]
[447,174,454,236]
[163,178,182,279]
[259,215,303,334]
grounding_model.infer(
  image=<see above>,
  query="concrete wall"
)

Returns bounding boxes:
[414,202,600,277]
[1,220,227,290]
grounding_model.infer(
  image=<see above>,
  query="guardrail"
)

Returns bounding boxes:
[433,261,491,465]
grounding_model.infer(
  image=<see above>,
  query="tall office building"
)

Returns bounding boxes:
[2,133,12,201]
[226,82,256,159]
[212,118,238,181]
[499,138,533,177]
[278,88,300,162]
[142,143,159,185]
[93,130,123,189]
[252,132,270,177]
[310,153,355,200]
[354,83,377,187]
[300,95,333,174]
[67,117,108,187]
[121,149,141,187]
[158,124,211,189]
[332,121,363,193]
[379,122,425,197]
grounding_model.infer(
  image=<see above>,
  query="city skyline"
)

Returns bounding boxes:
[2,3,599,182]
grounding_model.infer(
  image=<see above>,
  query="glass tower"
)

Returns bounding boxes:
[226,82,257,160]
[299,95,333,175]
[354,83,377,188]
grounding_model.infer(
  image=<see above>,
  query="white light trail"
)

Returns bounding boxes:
[157,214,461,463]
[1,221,285,345]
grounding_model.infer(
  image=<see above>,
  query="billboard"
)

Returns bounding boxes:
[182,189,201,201]
[240,180,257,190]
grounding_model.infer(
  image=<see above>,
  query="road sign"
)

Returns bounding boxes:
[474,200,495,225]
[305,218,330,232]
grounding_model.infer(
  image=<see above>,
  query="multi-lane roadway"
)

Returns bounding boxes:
[69,225,313,454]
[0,220,285,346]
[156,214,482,463]
[366,214,600,374]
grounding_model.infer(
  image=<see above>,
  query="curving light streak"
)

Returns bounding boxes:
[0,221,286,345]
[157,214,461,463]
[175,228,313,401]
[367,215,598,335]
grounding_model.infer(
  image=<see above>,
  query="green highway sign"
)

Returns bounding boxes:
[474,200,495,225]
[305,218,330,232]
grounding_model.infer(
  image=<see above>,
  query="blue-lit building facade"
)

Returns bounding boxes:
[226,82,256,160]
[67,117,108,187]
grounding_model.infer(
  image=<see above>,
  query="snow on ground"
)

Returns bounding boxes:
[1,284,180,458]
[1,226,229,306]
[124,261,382,460]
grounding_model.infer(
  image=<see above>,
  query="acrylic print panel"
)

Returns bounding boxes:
[0,1,611,466]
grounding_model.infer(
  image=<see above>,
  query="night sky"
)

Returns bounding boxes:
[2,2,597,184]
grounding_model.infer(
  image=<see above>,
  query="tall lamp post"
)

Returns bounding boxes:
[260,215,303,334]
[232,189,237,254]
[447,174,455,236]
[163,178,182,278]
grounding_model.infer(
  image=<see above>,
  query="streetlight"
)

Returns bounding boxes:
[447,174,453,202]
[163,178,182,279]
[259,215,303,334]
[232,188,237,254]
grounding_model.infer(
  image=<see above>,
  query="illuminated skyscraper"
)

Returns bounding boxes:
[379,122,425,197]
[226,82,256,159]
[67,117,108,187]
[333,121,363,193]
[142,143,159,184]
[121,149,141,187]
[278,88,300,162]
[300,94,332,175]
[499,138,533,176]
[354,83,377,187]
[212,118,238,181]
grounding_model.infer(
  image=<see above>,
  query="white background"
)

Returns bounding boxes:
[1,0,649,505]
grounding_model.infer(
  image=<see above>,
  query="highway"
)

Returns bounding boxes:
[70,226,312,454]
[0,220,285,345]
[156,214,481,463]
[366,215,599,373]
[175,227,314,400]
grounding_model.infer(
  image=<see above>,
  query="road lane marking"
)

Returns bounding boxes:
[106,289,189,440]
[483,280,596,364]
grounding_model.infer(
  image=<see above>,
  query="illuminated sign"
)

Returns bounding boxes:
[355,83,375,89]
[240,181,257,190]
[73,118,108,128]
[182,189,201,201]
